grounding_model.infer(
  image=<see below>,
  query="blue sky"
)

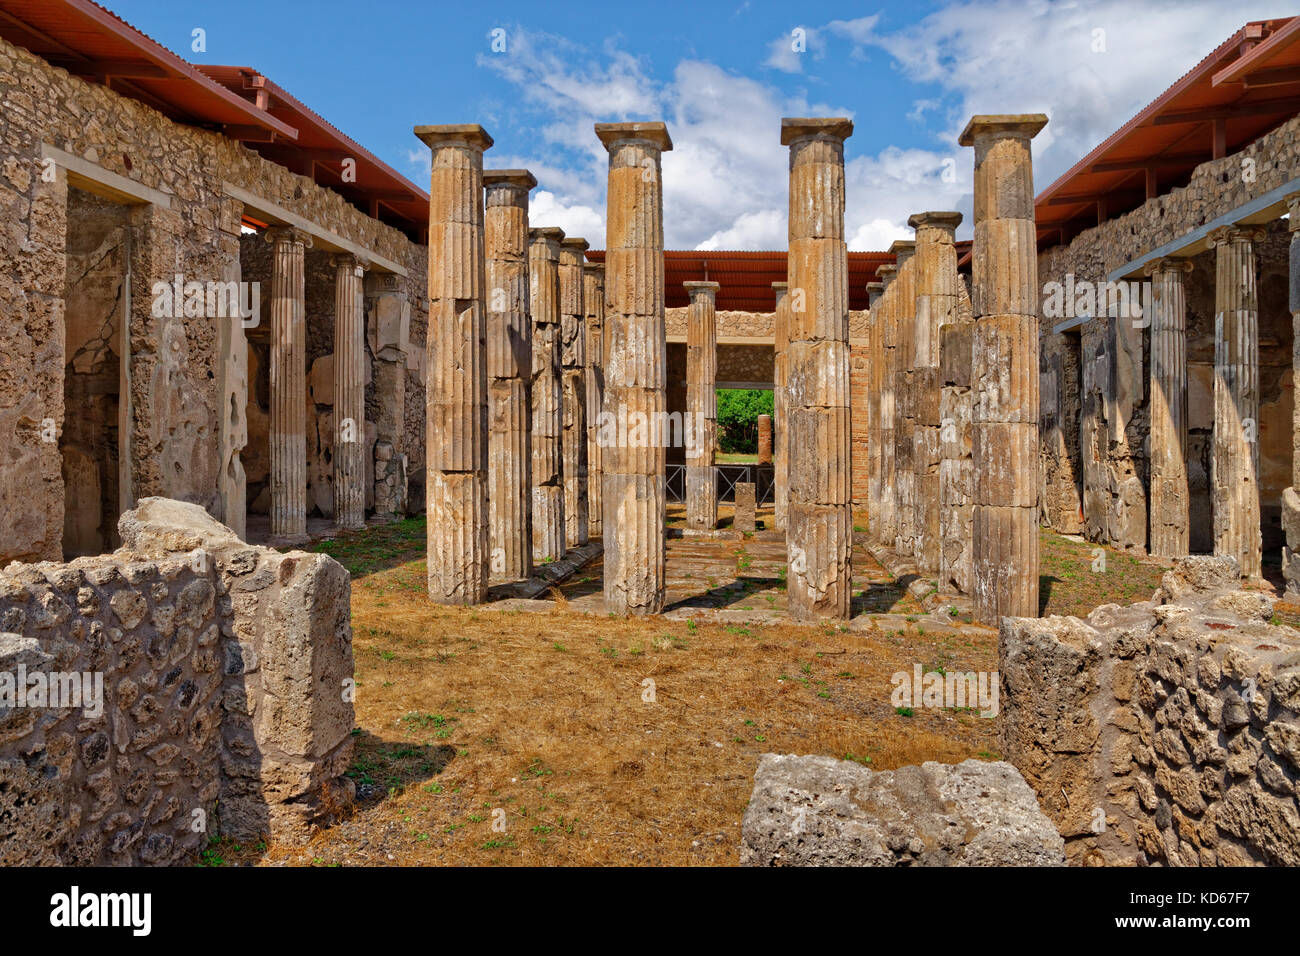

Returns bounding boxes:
[110,0,1298,249]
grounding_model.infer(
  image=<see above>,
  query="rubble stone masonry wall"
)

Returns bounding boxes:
[1001,556,1300,866]
[0,498,354,865]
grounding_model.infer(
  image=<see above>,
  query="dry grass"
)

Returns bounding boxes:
[215,517,1000,867]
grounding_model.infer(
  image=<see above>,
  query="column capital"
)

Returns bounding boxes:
[368,272,402,294]
[867,281,884,307]
[1143,255,1193,277]
[958,113,1048,147]
[413,123,493,152]
[264,225,313,249]
[780,117,854,145]
[483,168,537,191]
[560,237,590,260]
[595,121,673,152]
[889,239,916,265]
[582,261,605,277]
[876,264,898,288]
[331,251,370,273]
[528,226,565,256]
[907,210,963,234]
[683,280,720,300]
[1207,224,1266,248]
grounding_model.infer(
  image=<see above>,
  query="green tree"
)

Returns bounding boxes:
[715,388,774,453]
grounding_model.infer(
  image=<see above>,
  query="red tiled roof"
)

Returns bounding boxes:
[1034,16,1300,249]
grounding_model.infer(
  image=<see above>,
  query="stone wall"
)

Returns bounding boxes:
[0,498,354,864]
[1001,555,1300,866]
[0,33,427,563]
[1038,113,1300,550]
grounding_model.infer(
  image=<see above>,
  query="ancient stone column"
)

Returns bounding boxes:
[332,252,368,532]
[782,117,853,621]
[560,237,590,548]
[874,263,898,546]
[484,169,536,581]
[414,124,492,604]
[1209,225,1264,581]
[266,225,312,545]
[584,262,606,539]
[597,121,672,615]
[757,414,773,465]
[684,280,720,530]
[1145,256,1192,559]
[961,114,1048,624]
[772,281,790,531]
[891,239,917,565]
[939,320,974,598]
[1284,198,1300,598]
[529,226,566,564]
[864,280,883,544]
[910,212,963,578]
[367,273,410,521]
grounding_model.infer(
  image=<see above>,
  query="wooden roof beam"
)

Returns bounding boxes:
[1152,95,1300,125]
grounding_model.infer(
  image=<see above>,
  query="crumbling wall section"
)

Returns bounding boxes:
[1001,555,1300,866]
[0,497,355,864]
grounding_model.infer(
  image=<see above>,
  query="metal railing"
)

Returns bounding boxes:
[663,464,774,505]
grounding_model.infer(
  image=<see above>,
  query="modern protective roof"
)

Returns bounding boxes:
[1034,16,1300,249]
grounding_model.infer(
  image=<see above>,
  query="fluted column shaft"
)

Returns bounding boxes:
[685,281,719,530]
[1146,257,1191,558]
[1285,200,1300,598]
[891,240,917,563]
[962,113,1048,624]
[560,237,590,548]
[875,265,898,545]
[910,212,962,577]
[598,121,672,615]
[782,117,853,621]
[772,282,790,530]
[584,263,606,538]
[333,253,368,532]
[415,124,493,605]
[1210,225,1263,580]
[864,280,883,541]
[529,227,566,563]
[267,226,311,544]
[484,170,535,581]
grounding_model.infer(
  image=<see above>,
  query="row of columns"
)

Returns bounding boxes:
[264,226,376,545]
[866,115,1046,626]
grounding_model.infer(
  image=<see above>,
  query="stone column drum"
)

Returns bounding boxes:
[939,320,974,597]
[684,280,720,530]
[782,117,854,621]
[560,236,590,549]
[597,121,672,615]
[414,124,492,605]
[484,169,536,581]
[772,281,790,531]
[961,114,1048,624]
[909,212,962,578]
[584,262,606,539]
[529,226,566,564]
[874,263,898,546]
[266,225,312,545]
[1145,256,1192,559]
[1209,225,1264,581]
[757,414,773,465]
[890,239,917,565]
[367,273,410,521]
[332,252,368,532]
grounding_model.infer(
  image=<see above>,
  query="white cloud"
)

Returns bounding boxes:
[697,209,786,250]
[529,190,605,244]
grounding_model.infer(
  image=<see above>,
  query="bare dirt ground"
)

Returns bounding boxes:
[205,512,1181,867]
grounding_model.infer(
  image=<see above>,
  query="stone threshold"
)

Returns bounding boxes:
[669,526,782,542]
[866,542,973,616]
[487,539,603,600]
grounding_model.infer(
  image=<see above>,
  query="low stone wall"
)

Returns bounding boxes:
[0,497,354,864]
[1001,555,1300,866]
